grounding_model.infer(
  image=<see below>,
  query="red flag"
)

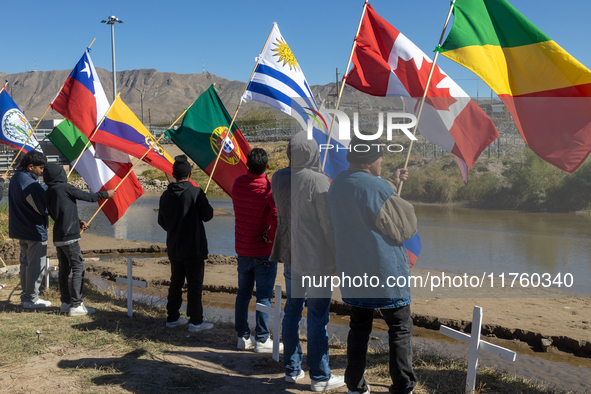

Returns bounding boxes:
[346,4,499,183]
[51,50,144,223]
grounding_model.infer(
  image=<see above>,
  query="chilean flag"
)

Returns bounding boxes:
[346,4,499,184]
[50,50,143,224]
[51,50,110,138]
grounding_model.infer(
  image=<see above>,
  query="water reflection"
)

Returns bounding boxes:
[78,195,591,295]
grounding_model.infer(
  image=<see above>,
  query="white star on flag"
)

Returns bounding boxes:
[80,61,91,79]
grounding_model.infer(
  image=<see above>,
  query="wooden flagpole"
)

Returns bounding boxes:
[28,38,98,153]
[83,109,187,228]
[3,104,52,177]
[67,96,119,178]
[321,0,369,171]
[203,24,275,194]
[397,0,455,194]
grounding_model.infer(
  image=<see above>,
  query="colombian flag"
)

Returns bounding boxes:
[440,0,591,173]
[94,96,175,177]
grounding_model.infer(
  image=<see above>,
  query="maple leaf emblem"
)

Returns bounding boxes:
[394,56,457,112]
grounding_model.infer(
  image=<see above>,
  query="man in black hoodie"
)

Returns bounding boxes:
[158,155,214,332]
[43,163,115,317]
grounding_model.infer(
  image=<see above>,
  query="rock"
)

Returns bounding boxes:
[541,338,552,352]
[0,266,20,278]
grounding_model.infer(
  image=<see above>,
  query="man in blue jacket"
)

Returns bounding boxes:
[328,136,418,394]
[9,150,50,308]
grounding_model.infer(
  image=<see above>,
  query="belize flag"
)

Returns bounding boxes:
[51,49,110,138]
[0,88,42,152]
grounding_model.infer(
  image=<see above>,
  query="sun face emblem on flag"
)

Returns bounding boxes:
[272,38,299,71]
[210,126,241,165]
[2,109,35,147]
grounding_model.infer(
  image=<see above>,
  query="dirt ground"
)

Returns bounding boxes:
[15,230,584,357]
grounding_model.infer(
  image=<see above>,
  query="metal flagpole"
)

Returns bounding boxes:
[397,0,455,194]
[204,24,275,194]
[321,0,369,171]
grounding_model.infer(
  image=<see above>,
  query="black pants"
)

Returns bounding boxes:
[345,305,416,394]
[57,242,85,307]
[167,258,205,325]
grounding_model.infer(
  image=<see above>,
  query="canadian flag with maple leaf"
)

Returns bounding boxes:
[346,4,499,183]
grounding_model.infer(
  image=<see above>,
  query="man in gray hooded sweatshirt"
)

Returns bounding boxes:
[44,163,115,316]
[270,131,345,392]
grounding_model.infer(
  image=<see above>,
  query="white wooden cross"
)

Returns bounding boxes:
[255,284,284,362]
[115,258,148,317]
[439,306,516,393]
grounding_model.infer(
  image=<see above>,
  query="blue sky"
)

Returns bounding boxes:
[2,0,589,98]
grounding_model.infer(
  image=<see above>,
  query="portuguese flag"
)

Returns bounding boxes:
[440,0,591,173]
[166,85,251,196]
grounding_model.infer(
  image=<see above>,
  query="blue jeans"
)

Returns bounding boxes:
[235,256,277,342]
[283,265,332,381]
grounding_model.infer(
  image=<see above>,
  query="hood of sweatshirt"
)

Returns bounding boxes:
[43,163,67,187]
[166,180,194,198]
[287,131,321,171]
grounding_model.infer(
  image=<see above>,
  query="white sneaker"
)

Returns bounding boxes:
[166,317,189,328]
[254,338,284,353]
[285,370,305,383]
[68,303,95,317]
[22,298,52,309]
[60,303,71,313]
[237,335,254,350]
[347,387,370,394]
[188,322,214,332]
[311,375,346,392]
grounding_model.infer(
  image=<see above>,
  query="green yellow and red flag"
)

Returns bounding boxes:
[165,85,251,197]
[440,0,591,173]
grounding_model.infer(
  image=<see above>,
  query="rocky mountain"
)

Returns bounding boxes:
[0,68,404,125]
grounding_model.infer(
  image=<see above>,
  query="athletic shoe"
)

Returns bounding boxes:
[60,303,71,313]
[285,370,305,383]
[237,335,254,350]
[347,387,370,394]
[166,317,189,328]
[22,299,52,309]
[188,322,214,332]
[68,303,95,317]
[254,338,284,353]
[311,375,346,392]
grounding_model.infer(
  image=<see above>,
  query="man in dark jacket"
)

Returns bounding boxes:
[9,150,50,308]
[43,163,115,316]
[232,148,280,352]
[158,155,214,332]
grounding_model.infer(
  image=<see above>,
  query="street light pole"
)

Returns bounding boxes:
[101,16,123,102]
[135,87,145,124]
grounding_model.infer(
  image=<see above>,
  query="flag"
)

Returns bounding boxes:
[345,4,499,184]
[49,120,144,224]
[92,96,175,176]
[166,85,250,196]
[241,22,348,179]
[0,89,42,152]
[440,0,591,173]
[51,49,110,138]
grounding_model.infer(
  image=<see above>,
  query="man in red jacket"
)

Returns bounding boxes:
[232,148,281,352]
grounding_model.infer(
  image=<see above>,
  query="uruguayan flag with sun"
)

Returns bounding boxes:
[241,22,317,130]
